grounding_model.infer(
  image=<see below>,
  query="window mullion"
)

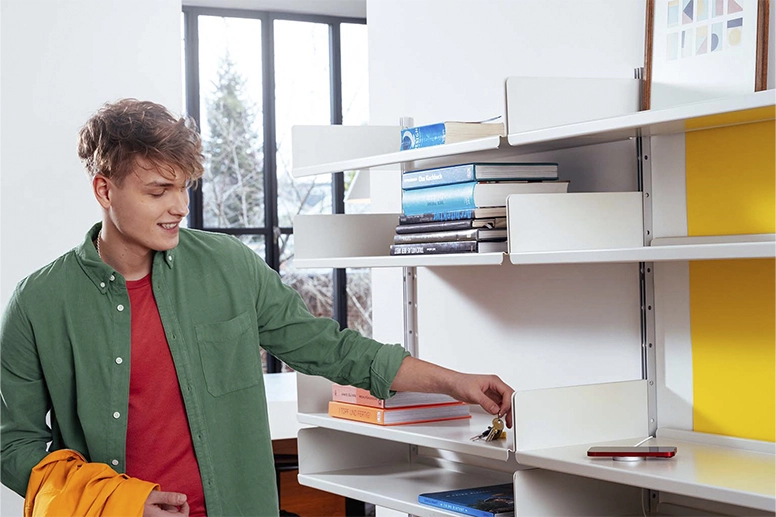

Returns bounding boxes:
[263,14,279,270]
[184,11,204,229]
[329,23,348,329]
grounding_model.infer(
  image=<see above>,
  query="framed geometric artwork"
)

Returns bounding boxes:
[643,0,770,110]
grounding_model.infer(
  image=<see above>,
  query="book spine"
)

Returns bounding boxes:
[390,241,478,255]
[328,401,386,424]
[393,229,479,245]
[332,384,386,408]
[401,182,477,216]
[395,220,475,234]
[331,384,359,404]
[417,497,492,517]
[355,391,386,408]
[400,123,446,150]
[398,210,480,224]
[401,164,475,190]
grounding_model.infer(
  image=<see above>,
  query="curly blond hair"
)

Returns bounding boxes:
[77,98,204,185]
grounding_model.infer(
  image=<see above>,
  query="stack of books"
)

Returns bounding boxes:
[328,384,471,426]
[390,162,568,255]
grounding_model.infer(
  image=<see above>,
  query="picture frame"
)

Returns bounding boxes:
[643,0,770,110]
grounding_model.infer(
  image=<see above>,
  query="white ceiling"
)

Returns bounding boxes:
[182,0,366,18]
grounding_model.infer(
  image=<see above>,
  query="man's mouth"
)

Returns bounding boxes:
[160,222,179,230]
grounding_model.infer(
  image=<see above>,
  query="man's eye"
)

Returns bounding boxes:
[150,191,165,197]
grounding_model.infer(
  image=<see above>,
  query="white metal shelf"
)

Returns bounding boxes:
[508,238,775,265]
[514,430,775,512]
[293,236,773,269]
[291,91,774,176]
[299,461,513,517]
[297,410,512,461]
[506,90,774,153]
[292,135,506,177]
[294,252,505,269]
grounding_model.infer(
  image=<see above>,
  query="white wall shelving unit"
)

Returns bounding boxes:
[291,91,773,177]
[291,90,775,515]
[292,93,776,269]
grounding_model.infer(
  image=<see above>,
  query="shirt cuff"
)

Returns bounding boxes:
[368,343,411,400]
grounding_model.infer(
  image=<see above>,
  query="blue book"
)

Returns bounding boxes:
[400,121,505,150]
[418,483,514,517]
[399,207,507,224]
[402,163,559,190]
[401,180,569,216]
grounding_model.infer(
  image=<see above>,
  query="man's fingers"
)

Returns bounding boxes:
[482,379,514,428]
[147,490,187,507]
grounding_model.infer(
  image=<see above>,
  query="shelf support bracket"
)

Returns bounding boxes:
[402,266,418,357]
[637,135,658,436]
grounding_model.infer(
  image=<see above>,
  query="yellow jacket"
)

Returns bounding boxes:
[24,449,158,517]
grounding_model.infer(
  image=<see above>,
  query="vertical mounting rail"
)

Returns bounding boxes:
[637,135,658,438]
[403,266,418,357]
[400,116,418,357]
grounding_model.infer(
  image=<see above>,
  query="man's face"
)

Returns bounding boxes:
[105,160,189,254]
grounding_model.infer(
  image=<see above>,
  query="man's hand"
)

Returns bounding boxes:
[390,357,515,428]
[144,490,190,517]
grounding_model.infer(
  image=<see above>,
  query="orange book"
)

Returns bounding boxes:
[328,400,471,426]
[331,383,458,408]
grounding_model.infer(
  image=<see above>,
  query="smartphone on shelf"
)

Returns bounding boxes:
[587,446,677,458]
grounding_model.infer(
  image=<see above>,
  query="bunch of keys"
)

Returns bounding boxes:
[470,417,505,442]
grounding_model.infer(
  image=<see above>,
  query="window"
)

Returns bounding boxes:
[183,8,371,373]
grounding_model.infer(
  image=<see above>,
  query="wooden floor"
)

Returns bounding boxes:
[274,438,347,517]
[278,469,346,517]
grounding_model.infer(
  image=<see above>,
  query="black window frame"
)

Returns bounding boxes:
[183,7,365,373]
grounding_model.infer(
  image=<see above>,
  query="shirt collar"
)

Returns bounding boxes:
[75,222,177,292]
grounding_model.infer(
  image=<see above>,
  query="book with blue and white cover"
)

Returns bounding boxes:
[418,483,514,517]
[401,180,569,216]
[402,163,558,190]
[400,121,505,150]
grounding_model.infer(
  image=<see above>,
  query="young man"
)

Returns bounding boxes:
[1,99,514,517]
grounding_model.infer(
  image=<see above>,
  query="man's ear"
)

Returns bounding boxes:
[93,175,111,209]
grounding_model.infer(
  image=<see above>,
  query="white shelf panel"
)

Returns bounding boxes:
[294,252,505,269]
[298,461,513,517]
[507,90,775,154]
[295,239,773,269]
[298,410,512,461]
[514,431,775,512]
[509,238,775,265]
[292,135,505,177]
[291,92,773,177]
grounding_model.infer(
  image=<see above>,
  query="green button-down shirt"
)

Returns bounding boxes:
[1,223,409,516]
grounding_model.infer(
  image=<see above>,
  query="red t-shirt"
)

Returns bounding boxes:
[125,275,206,516]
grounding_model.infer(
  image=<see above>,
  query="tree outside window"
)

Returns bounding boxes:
[183,9,372,373]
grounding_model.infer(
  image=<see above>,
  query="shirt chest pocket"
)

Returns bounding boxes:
[195,311,263,397]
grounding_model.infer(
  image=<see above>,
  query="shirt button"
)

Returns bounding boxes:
[109,275,115,281]
[116,304,124,312]
[100,282,106,288]
[115,357,123,365]
[111,459,119,466]
[113,411,120,419]
[168,255,173,261]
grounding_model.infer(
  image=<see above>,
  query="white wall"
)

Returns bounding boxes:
[0,0,182,512]
[184,0,366,17]
[366,0,648,348]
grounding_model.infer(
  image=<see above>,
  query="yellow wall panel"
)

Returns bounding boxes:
[685,120,775,236]
[690,259,775,442]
